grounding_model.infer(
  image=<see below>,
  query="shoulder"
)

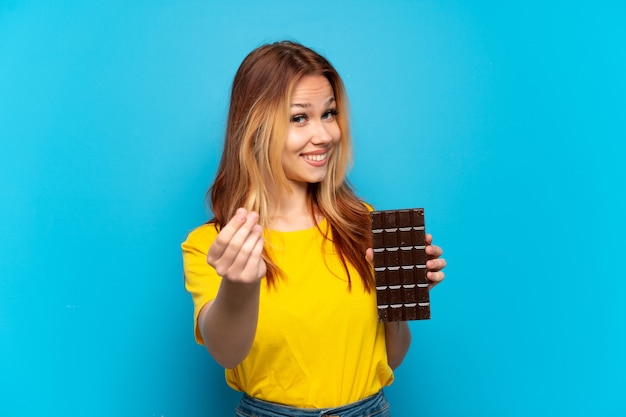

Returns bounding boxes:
[362,201,374,212]
[182,222,220,252]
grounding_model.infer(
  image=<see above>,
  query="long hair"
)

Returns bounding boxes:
[208,40,373,291]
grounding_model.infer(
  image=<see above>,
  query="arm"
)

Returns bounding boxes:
[384,321,412,369]
[198,208,267,369]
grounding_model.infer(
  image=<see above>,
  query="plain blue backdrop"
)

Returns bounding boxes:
[1,1,625,416]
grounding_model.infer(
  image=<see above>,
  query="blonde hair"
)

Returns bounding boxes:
[209,41,373,290]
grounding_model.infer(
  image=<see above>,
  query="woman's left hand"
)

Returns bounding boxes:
[425,233,446,290]
[365,233,446,290]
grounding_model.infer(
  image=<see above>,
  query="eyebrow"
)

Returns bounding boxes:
[290,97,336,109]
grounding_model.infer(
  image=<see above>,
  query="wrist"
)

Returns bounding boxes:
[217,279,261,308]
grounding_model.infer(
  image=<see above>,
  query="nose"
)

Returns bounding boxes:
[310,121,333,146]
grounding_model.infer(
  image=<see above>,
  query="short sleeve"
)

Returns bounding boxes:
[181,223,222,345]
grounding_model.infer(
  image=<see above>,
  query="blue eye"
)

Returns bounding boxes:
[322,109,338,121]
[291,114,307,124]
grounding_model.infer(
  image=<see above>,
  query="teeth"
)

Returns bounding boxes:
[303,153,327,162]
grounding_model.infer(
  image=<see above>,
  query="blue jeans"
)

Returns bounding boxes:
[234,390,391,417]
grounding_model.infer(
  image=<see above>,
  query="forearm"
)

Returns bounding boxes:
[384,321,411,369]
[199,279,261,369]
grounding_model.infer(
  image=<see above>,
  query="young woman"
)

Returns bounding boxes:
[182,41,446,417]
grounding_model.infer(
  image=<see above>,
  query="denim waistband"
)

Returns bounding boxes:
[235,390,390,417]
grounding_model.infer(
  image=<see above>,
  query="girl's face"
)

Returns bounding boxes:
[282,75,341,190]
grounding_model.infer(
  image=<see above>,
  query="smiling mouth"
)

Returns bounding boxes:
[302,153,328,162]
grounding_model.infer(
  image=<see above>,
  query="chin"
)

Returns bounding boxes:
[308,175,328,184]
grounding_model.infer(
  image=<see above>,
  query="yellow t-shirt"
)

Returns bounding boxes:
[181,219,394,408]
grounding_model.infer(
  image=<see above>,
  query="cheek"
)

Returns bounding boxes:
[331,124,341,143]
[285,129,306,152]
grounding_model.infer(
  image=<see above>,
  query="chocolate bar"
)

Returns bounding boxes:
[371,208,430,322]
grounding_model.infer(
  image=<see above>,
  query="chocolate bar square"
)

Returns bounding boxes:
[371,208,430,322]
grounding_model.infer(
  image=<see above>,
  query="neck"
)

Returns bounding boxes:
[269,182,320,231]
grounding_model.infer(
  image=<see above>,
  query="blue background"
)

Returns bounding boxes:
[1,1,625,416]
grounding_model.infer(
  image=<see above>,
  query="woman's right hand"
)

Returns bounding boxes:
[207,208,266,283]
[201,208,265,368]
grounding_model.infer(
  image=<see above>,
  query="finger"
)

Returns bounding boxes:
[427,270,445,283]
[208,208,248,260]
[425,233,433,245]
[209,211,260,273]
[226,211,261,253]
[239,227,267,280]
[426,244,443,259]
[426,257,446,271]
[365,248,374,266]
[427,270,445,289]
[228,224,265,279]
